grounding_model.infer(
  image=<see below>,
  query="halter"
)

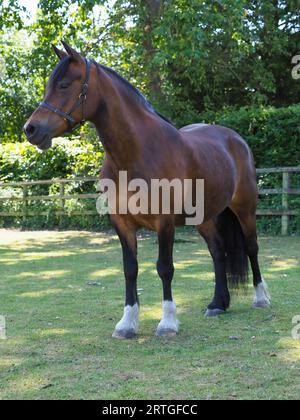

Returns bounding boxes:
[40,58,91,132]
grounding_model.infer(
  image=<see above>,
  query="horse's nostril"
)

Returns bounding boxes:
[24,123,39,139]
[26,124,36,135]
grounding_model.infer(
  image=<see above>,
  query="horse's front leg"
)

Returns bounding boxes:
[156,220,179,337]
[112,218,139,339]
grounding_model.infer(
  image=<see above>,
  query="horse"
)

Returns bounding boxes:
[24,42,270,339]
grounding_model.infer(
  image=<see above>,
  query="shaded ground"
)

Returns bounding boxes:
[0,229,299,400]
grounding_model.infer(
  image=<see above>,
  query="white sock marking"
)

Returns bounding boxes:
[157,300,179,332]
[115,304,139,332]
[254,279,271,307]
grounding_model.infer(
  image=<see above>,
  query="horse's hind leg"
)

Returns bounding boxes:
[231,209,270,308]
[156,219,179,337]
[197,221,230,317]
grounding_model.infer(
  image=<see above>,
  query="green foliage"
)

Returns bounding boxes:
[105,0,300,122]
[0,31,38,142]
[199,104,300,168]
[1,0,300,141]
[0,0,25,30]
[199,104,300,235]
[0,1,107,142]
[0,138,109,230]
[0,136,104,181]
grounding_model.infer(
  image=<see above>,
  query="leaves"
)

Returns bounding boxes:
[0,0,300,141]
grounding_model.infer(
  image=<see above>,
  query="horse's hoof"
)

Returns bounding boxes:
[205,308,226,317]
[253,280,271,309]
[112,329,136,340]
[253,300,271,309]
[156,328,178,337]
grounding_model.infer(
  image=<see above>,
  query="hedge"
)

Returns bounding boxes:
[0,105,299,233]
[200,105,300,235]
[199,104,300,168]
[0,137,109,230]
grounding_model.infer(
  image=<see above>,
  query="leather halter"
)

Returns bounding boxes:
[40,58,91,132]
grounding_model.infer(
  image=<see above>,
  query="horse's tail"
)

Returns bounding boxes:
[216,208,249,289]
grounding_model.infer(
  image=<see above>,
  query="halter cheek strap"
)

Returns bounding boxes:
[40,58,91,132]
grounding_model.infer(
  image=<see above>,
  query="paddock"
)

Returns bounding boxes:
[0,229,299,400]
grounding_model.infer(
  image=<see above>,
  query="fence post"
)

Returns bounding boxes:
[59,182,65,222]
[282,172,290,235]
[23,185,28,224]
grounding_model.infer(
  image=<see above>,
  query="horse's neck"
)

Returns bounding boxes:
[93,108,140,170]
[91,68,167,170]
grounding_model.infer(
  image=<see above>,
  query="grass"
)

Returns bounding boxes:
[0,229,299,400]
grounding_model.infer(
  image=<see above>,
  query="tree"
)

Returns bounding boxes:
[0,0,24,30]
[106,0,300,124]
[0,0,107,141]
[0,0,299,141]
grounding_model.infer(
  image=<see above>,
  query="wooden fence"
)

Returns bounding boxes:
[256,167,300,235]
[0,168,299,234]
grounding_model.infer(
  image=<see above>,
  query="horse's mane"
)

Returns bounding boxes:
[94,61,174,126]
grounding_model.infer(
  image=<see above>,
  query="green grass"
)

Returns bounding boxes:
[0,229,299,400]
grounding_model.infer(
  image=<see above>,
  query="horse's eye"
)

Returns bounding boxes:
[59,82,71,89]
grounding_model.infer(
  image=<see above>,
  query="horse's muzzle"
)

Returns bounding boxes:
[23,122,52,150]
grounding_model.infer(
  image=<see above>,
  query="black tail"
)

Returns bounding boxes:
[216,208,249,289]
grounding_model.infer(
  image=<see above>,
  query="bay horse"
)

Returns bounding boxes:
[24,42,270,339]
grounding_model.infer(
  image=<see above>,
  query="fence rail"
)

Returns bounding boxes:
[256,167,300,234]
[0,168,299,234]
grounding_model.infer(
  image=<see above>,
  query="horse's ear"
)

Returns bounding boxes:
[61,41,83,63]
[52,44,68,60]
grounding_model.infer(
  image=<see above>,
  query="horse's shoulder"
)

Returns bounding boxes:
[101,156,117,179]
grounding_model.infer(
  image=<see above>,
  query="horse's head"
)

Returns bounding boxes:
[24,42,98,150]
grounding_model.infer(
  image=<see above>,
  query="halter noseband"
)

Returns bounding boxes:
[40,58,91,132]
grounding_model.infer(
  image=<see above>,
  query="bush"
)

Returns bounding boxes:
[0,135,104,181]
[0,137,110,230]
[199,104,300,168]
[199,105,300,235]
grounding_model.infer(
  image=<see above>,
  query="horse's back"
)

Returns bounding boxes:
[179,123,258,215]
[180,123,255,176]
[180,123,248,149]
[180,123,209,133]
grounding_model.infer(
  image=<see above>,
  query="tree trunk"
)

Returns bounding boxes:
[143,0,163,102]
